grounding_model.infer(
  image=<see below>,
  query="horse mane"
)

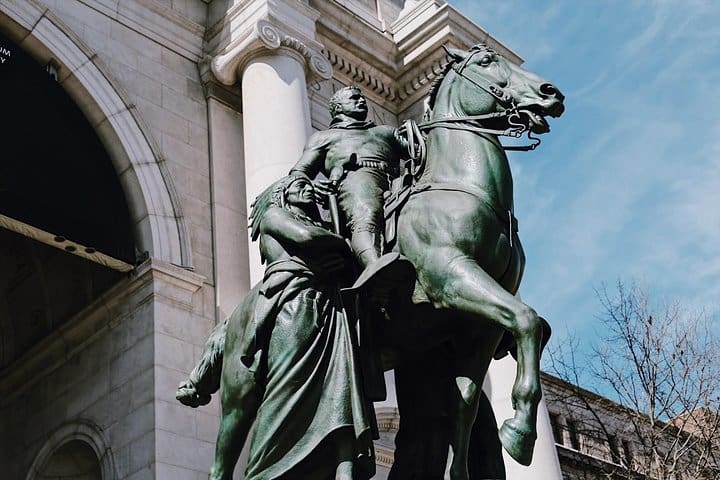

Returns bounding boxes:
[425,60,456,116]
[424,44,495,117]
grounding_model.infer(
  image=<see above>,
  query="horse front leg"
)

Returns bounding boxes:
[419,251,543,466]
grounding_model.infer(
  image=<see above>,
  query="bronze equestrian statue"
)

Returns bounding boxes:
[177,44,565,479]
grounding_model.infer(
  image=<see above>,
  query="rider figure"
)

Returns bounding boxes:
[290,86,413,292]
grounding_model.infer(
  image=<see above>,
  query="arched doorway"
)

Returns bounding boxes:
[25,421,116,480]
[0,31,135,263]
[0,0,190,267]
[0,31,134,369]
[34,440,102,480]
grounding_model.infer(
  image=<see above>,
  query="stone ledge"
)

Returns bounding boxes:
[0,259,206,406]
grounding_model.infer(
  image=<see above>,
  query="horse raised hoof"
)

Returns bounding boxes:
[176,380,211,408]
[498,418,537,466]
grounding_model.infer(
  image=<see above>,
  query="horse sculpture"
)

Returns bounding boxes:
[178,44,565,480]
[381,44,564,478]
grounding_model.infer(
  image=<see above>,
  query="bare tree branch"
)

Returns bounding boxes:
[547,281,720,479]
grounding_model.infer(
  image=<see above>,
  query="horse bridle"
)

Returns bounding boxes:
[416,47,542,153]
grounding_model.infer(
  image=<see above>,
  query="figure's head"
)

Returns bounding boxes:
[264,173,315,211]
[250,173,317,241]
[282,176,314,209]
[328,86,368,121]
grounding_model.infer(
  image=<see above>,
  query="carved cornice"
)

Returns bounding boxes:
[321,43,453,112]
[323,49,397,102]
[375,446,396,468]
[314,0,523,113]
[210,19,332,86]
[395,54,450,105]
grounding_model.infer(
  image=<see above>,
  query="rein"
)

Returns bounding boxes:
[416,114,542,152]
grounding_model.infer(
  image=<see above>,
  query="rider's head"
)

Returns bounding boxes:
[328,86,368,121]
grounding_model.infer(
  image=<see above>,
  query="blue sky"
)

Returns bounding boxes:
[448,1,720,360]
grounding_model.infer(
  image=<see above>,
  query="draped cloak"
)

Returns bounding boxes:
[241,257,375,480]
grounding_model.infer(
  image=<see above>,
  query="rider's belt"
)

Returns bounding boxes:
[355,159,397,175]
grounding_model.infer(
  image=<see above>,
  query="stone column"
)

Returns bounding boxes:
[241,50,312,281]
[211,19,332,283]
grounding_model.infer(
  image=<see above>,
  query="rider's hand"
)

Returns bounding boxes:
[312,178,336,206]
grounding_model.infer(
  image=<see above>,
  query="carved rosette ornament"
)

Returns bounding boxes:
[211,19,332,86]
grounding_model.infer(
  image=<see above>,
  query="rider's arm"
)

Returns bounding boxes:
[260,207,346,251]
[289,132,327,178]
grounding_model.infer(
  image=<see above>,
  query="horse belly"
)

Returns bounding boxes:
[397,193,522,289]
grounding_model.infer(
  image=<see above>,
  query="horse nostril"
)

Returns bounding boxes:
[539,83,564,101]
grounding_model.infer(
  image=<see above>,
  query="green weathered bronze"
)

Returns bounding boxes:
[381,44,564,477]
[177,44,565,480]
[291,85,407,269]
[184,174,375,480]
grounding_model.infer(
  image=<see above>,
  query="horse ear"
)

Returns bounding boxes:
[442,45,467,62]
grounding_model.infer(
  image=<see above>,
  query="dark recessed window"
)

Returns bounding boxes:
[549,413,563,445]
[566,418,580,450]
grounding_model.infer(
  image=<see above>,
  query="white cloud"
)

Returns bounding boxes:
[448,0,720,338]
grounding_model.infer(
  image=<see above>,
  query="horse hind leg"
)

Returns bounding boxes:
[420,254,543,466]
[209,369,261,480]
[434,328,503,480]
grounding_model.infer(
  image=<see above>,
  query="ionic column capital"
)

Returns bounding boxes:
[211,18,332,86]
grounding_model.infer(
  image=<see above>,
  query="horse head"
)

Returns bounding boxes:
[436,44,565,136]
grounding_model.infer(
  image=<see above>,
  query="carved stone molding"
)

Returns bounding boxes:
[395,55,451,106]
[211,19,332,86]
[324,49,397,102]
[322,46,453,111]
[312,0,523,113]
[374,446,396,468]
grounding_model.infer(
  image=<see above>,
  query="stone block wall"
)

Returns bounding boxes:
[0,261,216,479]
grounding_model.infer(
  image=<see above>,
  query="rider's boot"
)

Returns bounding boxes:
[345,230,415,304]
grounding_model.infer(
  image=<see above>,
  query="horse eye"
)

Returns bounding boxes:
[480,55,492,66]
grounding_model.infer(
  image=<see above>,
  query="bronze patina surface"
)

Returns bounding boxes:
[178,44,565,479]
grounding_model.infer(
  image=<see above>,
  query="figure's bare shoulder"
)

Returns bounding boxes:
[259,206,293,235]
[305,129,337,149]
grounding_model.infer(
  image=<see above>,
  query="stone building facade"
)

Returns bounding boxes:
[375,372,720,479]
[0,1,560,478]
[542,373,720,480]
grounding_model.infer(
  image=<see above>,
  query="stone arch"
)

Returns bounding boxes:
[25,420,116,480]
[0,0,191,267]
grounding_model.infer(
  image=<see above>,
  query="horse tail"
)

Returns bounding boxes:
[176,318,227,408]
